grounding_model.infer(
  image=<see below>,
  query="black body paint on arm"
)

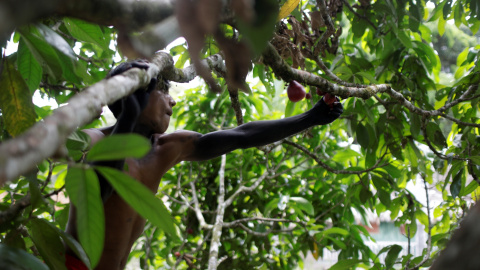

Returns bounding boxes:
[192,98,343,161]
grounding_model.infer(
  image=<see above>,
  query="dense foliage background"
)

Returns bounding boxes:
[1,0,480,269]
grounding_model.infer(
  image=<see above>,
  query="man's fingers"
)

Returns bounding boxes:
[130,62,150,70]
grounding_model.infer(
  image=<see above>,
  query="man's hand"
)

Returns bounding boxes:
[312,96,343,125]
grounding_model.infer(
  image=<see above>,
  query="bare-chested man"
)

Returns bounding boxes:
[64,60,343,270]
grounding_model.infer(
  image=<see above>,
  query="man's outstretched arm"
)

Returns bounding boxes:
[184,97,343,161]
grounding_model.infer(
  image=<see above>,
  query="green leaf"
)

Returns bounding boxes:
[29,219,67,270]
[18,26,63,80]
[410,113,421,138]
[383,164,402,179]
[426,122,447,148]
[17,38,42,92]
[37,24,76,59]
[397,30,412,48]
[63,18,108,50]
[329,259,364,270]
[470,19,480,35]
[264,198,280,216]
[86,134,151,162]
[0,58,37,137]
[27,173,45,209]
[326,236,347,249]
[352,19,367,38]
[0,244,49,270]
[470,156,480,166]
[356,123,370,149]
[50,224,92,269]
[290,197,314,215]
[457,47,469,67]
[356,71,377,84]
[385,244,402,269]
[454,3,464,28]
[450,168,463,199]
[442,0,452,20]
[96,166,178,238]
[409,0,422,31]
[65,167,104,268]
[67,130,91,151]
[438,16,446,36]
[322,227,349,236]
[285,100,296,117]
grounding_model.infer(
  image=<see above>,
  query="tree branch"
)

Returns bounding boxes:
[282,140,388,174]
[262,42,480,127]
[0,52,225,185]
[223,217,307,228]
[189,181,213,230]
[207,154,226,270]
[0,0,175,44]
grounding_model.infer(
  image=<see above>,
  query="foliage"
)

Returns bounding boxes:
[1,0,480,269]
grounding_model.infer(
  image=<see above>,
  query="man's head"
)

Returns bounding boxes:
[107,61,177,134]
[137,77,176,134]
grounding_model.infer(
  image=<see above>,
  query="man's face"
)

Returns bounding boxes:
[138,90,176,134]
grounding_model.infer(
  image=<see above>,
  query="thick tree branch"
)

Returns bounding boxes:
[0,52,226,185]
[0,0,175,44]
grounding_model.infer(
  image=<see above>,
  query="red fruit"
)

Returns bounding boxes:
[305,92,312,99]
[187,228,194,234]
[323,93,337,108]
[287,80,306,102]
[174,252,181,258]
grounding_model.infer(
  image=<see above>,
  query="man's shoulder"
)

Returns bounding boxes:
[151,130,202,150]
[153,130,202,140]
[81,126,113,145]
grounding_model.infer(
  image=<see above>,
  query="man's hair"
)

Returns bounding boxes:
[107,61,170,119]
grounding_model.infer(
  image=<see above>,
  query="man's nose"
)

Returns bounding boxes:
[170,97,176,107]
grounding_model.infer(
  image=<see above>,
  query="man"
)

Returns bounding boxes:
[64,60,343,269]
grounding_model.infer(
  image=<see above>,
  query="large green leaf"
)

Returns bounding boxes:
[86,134,151,162]
[385,244,402,269]
[17,38,42,92]
[289,197,314,216]
[63,18,108,50]
[450,168,463,199]
[0,244,49,270]
[67,130,91,151]
[322,227,350,237]
[0,58,37,137]
[37,24,76,59]
[18,26,63,80]
[49,223,92,269]
[356,123,370,149]
[29,219,67,270]
[96,166,177,238]
[65,167,104,268]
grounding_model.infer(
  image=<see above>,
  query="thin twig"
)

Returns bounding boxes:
[283,139,388,174]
